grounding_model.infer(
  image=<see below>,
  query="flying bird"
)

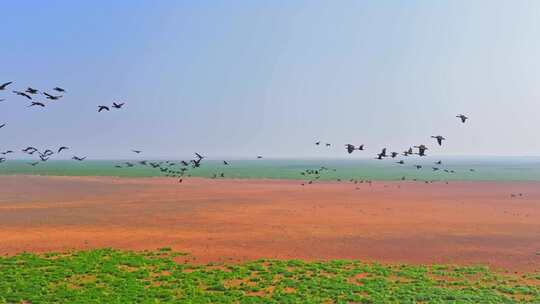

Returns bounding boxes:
[257,156,263,159]
[72,156,86,161]
[132,150,142,154]
[0,82,13,90]
[403,147,413,156]
[435,160,442,165]
[456,114,468,123]
[223,161,229,165]
[376,148,387,160]
[112,102,125,109]
[345,144,355,154]
[98,105,110,112]
[53,87,66,93]
[414,145,428,156]
[390,152,398,158]
[0,123,5,129]
[0,158,5,163]
[396,160,405,165]
[191,158,202,168]
[431,135,446,146]
[25,87,38,94]
[43,92,62,100]
[315,141,321,146]
[28,102,45,107]
[13,91,32,100]
[41,149,54,156]
[58,146,69,153]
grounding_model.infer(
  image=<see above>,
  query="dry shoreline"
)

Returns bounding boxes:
[1,175,539,273]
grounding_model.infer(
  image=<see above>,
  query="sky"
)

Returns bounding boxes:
[1,1,540,159]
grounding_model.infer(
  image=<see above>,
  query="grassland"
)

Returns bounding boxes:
[1,249,539,303]
[2,158,540,181]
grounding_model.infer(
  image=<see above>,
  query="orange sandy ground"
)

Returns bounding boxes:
[0,176,539,273]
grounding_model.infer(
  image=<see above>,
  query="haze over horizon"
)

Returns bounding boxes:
[2,1,540,159]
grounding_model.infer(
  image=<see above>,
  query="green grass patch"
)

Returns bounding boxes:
[0,248,539,303]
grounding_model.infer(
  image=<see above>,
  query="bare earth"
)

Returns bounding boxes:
[1,175,539,272]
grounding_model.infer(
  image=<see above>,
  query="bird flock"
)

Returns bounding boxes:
[1,79,477,185]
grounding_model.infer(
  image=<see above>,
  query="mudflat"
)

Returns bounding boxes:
[1,175,539,272]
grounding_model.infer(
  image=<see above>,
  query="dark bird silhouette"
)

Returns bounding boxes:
[376,148,387,160]
[396,160,405,165]
[403,147,413,156]
[72,156,86,161]
[345,144,355,154]
[431,135,446,146]
[325,143,331,147]
[0,82,13,90]
[456,114,468,123]
[132,150,142,154]
[23,147,38,153]
[0,158,5,163]
[180,161,189,166]
[414,145,428,156]
[43,92,62,100]
[39,155,49,162]
[112,102,125,109]
[29,162,39,166]
[28,102,45,107]
[358,144,365,151]
[435,160,442,165]
[195,153,204,160]
[53,87,65,93]
[41,149,54,157]
[0,150,13,155]
[0,99,4,102]
[191,158,202,168]
[0,123,5,129]
[390,152,398,158]
[223,161,229,165]
[98,105,110,112]
[414,165,422,169]
[13,91,32,100]
[257,156,263,159]
[58,146,69,153]
[315,141,321,146]
[25,87,38,94]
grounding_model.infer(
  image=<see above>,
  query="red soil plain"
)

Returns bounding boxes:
[1,175,539,273]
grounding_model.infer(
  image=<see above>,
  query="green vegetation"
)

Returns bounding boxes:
[1,249,539,303]
[2,158,540,181]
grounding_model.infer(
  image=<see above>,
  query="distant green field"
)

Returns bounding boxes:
[2,157,540,181]
[1,248,539,303]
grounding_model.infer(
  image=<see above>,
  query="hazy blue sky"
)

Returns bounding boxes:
[1,1,540,159]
